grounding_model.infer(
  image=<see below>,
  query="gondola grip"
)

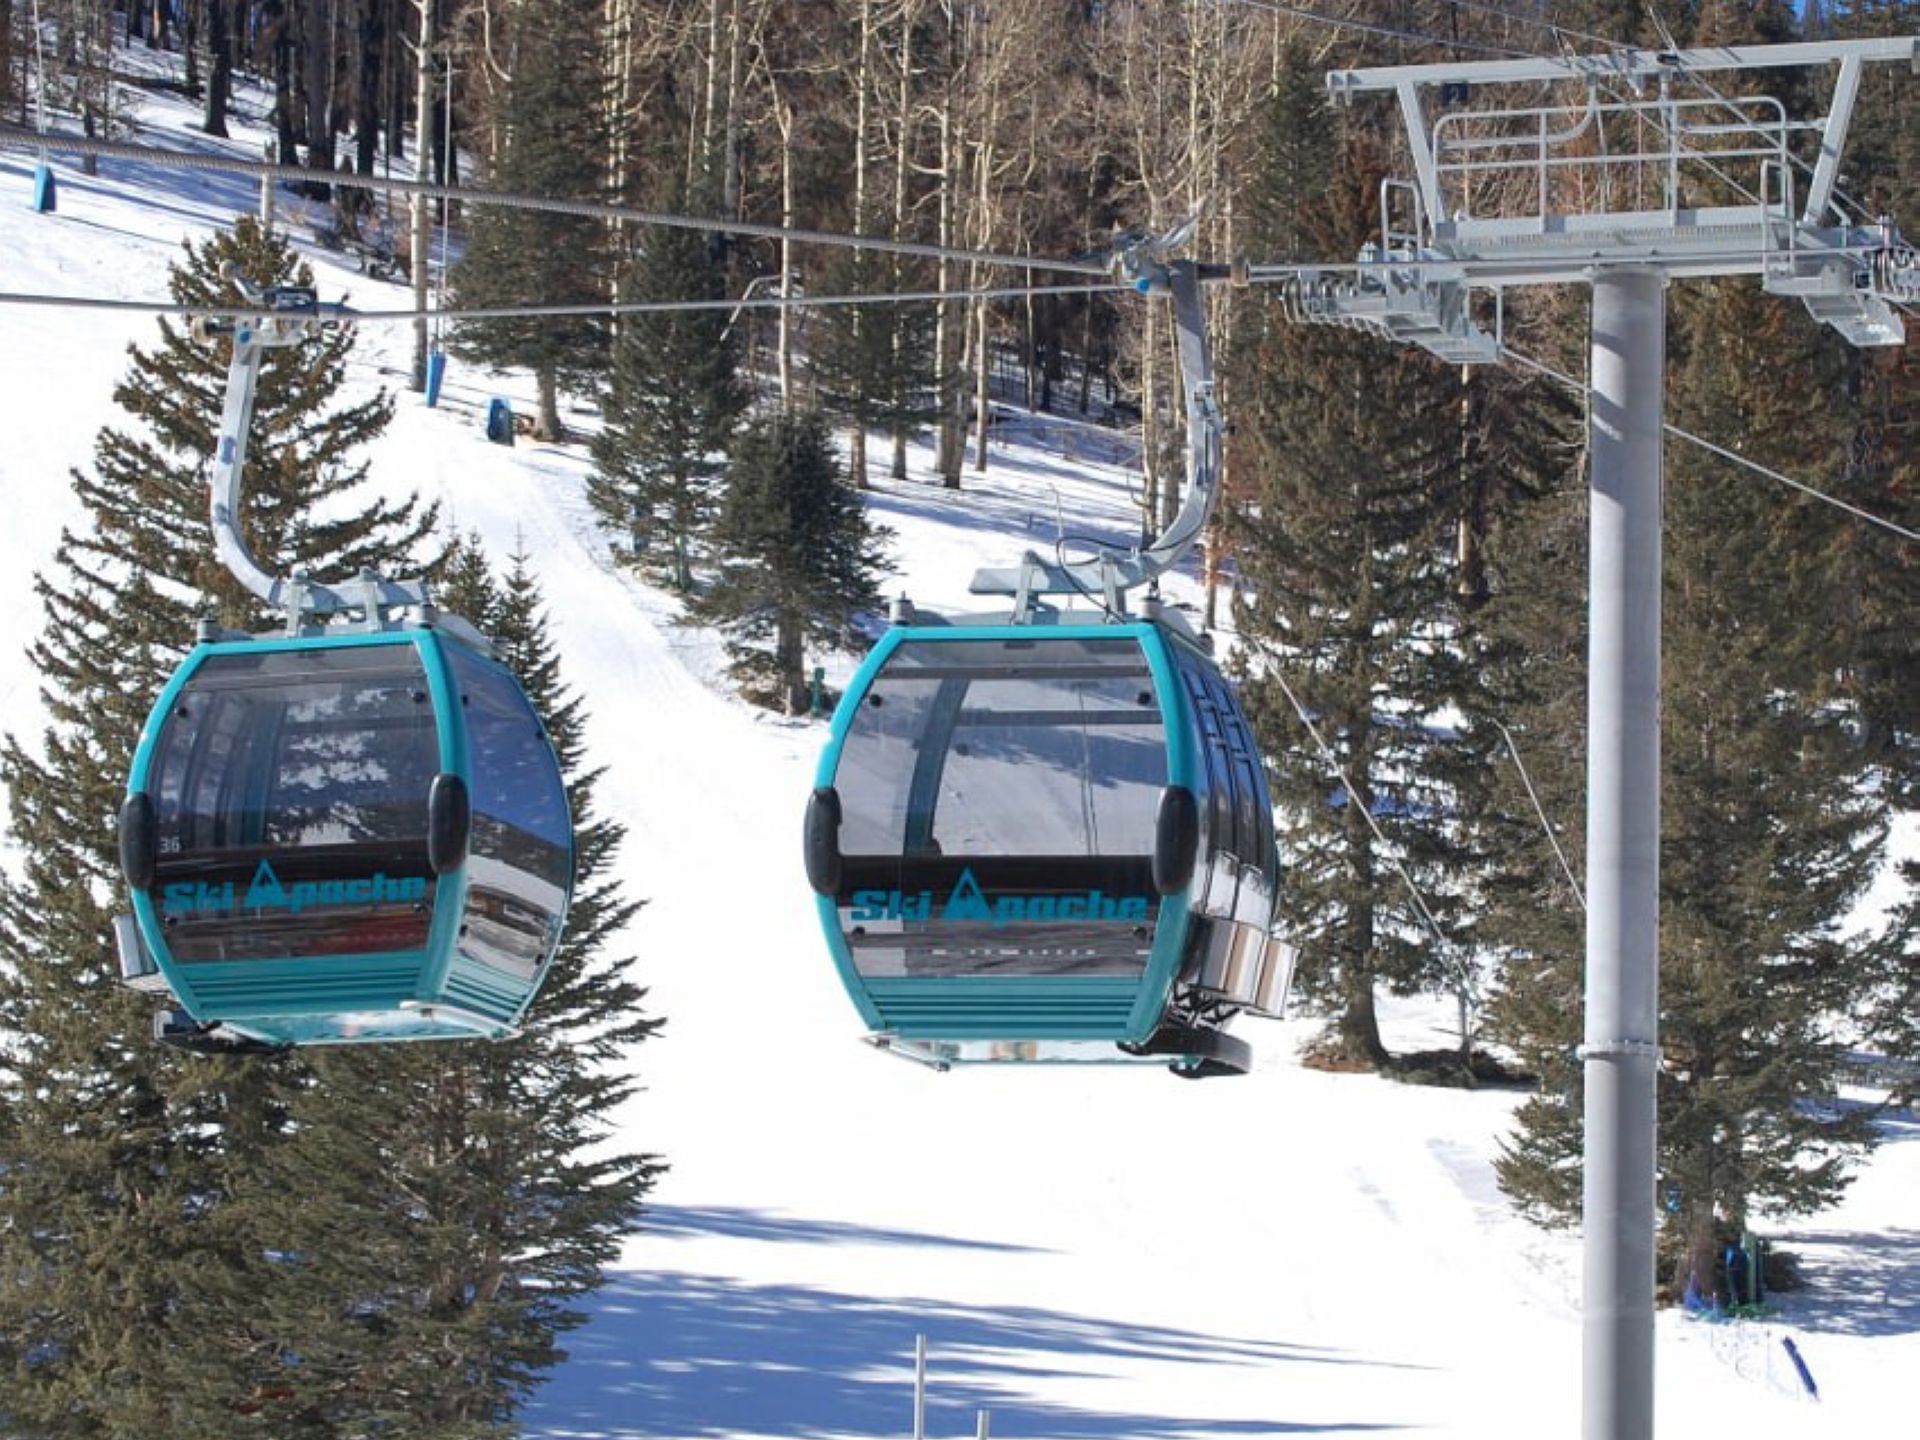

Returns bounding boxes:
[428,772,471,875]
[118,792,157,891]
[804,787,844,897]
[1153,786,1200,895]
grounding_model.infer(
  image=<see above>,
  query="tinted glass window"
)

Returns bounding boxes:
[146,645,439,962]
[152,646,439,854]
[836,636,1166,859]
[443,643,572,978]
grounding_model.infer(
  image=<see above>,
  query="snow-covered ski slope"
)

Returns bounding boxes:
[1,68,1914,1440]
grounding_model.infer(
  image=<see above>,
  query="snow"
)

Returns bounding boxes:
[1,60,1915,1440]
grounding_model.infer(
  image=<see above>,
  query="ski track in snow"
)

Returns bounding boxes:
[1,57,1915,1440]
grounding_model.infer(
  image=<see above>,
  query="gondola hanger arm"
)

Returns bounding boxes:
[968,218,1245,610]
[202,273,447,636]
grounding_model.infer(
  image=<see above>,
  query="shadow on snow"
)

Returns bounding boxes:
[1782,1224,1920,1340]
[527,1270,1416,1439]
[640,1205,1052,1254]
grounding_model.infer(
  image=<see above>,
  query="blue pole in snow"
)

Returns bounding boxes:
[1781,1337,1819,1400]
[31,160,56,214]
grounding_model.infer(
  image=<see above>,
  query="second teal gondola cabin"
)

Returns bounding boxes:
[804,613,1293,1077]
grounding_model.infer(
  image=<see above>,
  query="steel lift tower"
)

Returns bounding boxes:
[1278,36,1920,1440]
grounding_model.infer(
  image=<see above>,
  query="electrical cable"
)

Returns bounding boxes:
[1492,719,1587,913]
[1436,0,1624,54]
[1262,661,1469,966]
[13,239,1907,328]
[0,280,1121,324]
[0,126,1113,279]
[1497,342,1920,544]
[1224,0,1542,60]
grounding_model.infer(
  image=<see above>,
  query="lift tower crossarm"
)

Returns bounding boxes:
[1326,36,1919,94]
[1308,38,1920,357]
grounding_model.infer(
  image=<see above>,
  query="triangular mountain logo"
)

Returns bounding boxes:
[942,867,994,923]
[243,859,289,910]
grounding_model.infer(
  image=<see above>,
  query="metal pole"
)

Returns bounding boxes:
[1582,268,1664,1440]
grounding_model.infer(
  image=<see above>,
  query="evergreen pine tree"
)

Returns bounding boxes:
[448,0,610,441]
[1832,0,1920,1080]
[1229,49,1484,1068]
[238,539,662,1432]
[691,409,890,713]
[0,217,432,1434]
[1868,878,1920,1103]
[1826,0,1920,804]
[588,215,744,588]
[1493,276,1898,1296]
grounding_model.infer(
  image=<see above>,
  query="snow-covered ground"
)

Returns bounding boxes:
[1,62,1914,1440]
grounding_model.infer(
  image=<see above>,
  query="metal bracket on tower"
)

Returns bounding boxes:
[204,273,438,635]
[970,220,1237,609]
[1251,174,1498,364]
[1269,257,1497,365]
[1760,217,1919,348]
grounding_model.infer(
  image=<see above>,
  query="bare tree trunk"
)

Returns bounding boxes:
[1138,299,1158,539]
[775,91,794,409]
[409,0,435,391]
[1677,1193,1722,1305]
[1339,964,1389,1068]
[778,611,806,715]
[971,293,991,471]
[202,0,232,134]
[0,0,13,120]
[352,0,383,184]
[1337,714,1389,1068]
[384,0,405,159]
[1202,523,1222,630]
[721,0,743,214]
[1159,305,1180,535]
[1024,276,1038,411]
[182,0,201,96]
[267,0,300,165]
[302,0,336,188]
[845,0,873,488]
[1077,300,1093,414]
[700,0,720,164]
[932,26,964,489]
[968,94,997,474]
[888,0,916,480]
[536,365,563,441]
[605,0,631,201]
